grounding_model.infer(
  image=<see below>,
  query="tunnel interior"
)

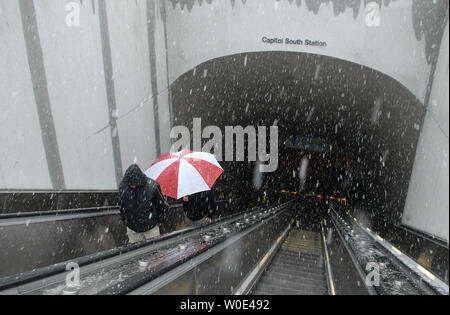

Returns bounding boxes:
[171,51,425,224]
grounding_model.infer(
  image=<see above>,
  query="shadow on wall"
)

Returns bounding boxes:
[168,0,449,63]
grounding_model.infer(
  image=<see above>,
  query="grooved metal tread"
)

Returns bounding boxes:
[253,229,328,295]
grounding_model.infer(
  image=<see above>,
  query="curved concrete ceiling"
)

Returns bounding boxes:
[172,52,424,157]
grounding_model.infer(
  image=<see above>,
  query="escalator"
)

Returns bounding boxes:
[329,208,448,295]
[252,229,328,295]
[0,202,296,295]
[1,199,448,295]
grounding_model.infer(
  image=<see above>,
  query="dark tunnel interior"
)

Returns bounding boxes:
[171,51,425,225]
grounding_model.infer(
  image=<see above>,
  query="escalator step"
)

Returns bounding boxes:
[258,278,327,294]
[265,269,326,282]
[282,246,322,255]
[277,254,321,263]
[278,250,322,261]
[253,283,305,295]
[258,275,326,291]
[269,261,325,274]
[277,252,322,261]
[254,282,327,295]
[267,266,325,279]
[252,229,329,295]
[272,256,323,268]
[252,291,274,296]
[263,270,327,286]
[271,261,324,273]
[273,253,322,264]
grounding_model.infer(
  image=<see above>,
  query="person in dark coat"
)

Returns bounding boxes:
[119,164,168,243]
[182,190,217,227]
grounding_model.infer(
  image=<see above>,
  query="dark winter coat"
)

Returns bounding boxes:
[182,190,216,222]
[119,164,168,233]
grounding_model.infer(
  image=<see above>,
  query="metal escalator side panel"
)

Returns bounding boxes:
[135,204,296,295]
[328,212,377,295]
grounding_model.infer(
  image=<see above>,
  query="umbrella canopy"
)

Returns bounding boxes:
[144,150,224,200]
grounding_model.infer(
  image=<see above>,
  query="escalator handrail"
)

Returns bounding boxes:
[0,200,295,291]
[122,205,294,295]
[330,207,449,295]
[328,210,378,295]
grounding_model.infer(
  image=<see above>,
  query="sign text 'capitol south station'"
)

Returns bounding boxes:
[262,37,327,47]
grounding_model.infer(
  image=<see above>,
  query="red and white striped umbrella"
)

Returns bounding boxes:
[144,150,224,200]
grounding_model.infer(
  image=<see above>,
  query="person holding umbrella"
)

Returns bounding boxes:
[145,149,224,228]
[119,164,168,244]
[182,190,217,227]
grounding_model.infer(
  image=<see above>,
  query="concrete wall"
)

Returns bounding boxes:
[34,0,116,189]
[403,22,449,242]
[0,0,172,191]
[0,0,53,190]
[166,0,432,102]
